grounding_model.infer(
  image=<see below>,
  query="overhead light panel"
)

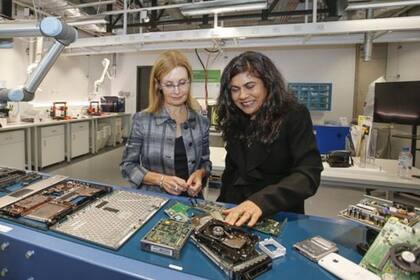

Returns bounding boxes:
[180,0,268,16]
[67,19,108,26]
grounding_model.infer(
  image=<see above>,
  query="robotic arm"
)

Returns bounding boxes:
[0,17,77,106]
[93,58,113,95]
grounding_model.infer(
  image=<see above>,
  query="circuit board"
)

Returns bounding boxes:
[190,199,226,213]
[0,178,110,227]
[53,190,167,250]
[254,218,285,236]
[141,219,192,258]
[164,201,191,222]
[0,167,43,196]
[189,199,285,235]
[339,195,420,231]
[360,217,420,280]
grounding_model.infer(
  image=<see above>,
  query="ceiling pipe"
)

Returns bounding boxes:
[14,0,54,17]
[363,8,374,62]
[112,9,329,29]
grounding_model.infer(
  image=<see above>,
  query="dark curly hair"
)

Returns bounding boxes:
[216,51,297,145]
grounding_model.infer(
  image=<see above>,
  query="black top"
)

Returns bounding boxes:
[217,104,323,216]
[174,136,189,181]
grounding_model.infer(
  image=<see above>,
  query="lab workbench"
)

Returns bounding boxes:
[0,113,131,171]
[0,184,367,280]
[209,147,420,195]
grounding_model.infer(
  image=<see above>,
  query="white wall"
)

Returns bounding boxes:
[386,42,420,166]
[0,38,112,108]
[0,38,27,89]
[111,46,356,124]
[1,38,356,124]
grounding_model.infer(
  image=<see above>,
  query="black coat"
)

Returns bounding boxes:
[217,104,323,216]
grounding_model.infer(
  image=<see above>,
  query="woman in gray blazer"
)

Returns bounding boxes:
[121,50,211,197]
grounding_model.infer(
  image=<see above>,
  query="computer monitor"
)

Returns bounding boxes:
[374,81,420,125]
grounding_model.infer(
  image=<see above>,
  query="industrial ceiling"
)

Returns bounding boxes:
[1,1,420,56]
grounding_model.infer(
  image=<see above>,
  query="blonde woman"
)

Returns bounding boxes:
[121,50,211,197]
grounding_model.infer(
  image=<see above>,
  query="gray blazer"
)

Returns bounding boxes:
[120,107,211,192]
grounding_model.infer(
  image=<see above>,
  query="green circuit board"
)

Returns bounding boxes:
[190,199,226,213]
[164,201,191,222]
[360,217,420,280]
[254,217,286,236]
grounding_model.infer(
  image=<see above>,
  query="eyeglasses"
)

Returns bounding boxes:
[160,80,190,92]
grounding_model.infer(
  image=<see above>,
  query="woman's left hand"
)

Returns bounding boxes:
[223,200,262,227]
[186,169,205,197]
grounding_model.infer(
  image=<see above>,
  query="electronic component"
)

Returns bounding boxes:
[189,199,285,235]
[191,215,272,280]
[254,218,285,236]
[52,190,167,250]
[259,238,286,259]
[0,175,67,209]
[0,178,110,226]
[141,219,192,258]
[293,236,338,262]
[339,195,420,231]
[164,201,191,222]
[190,199,226,213]
[360,217,420,279]
[0,167,43,194]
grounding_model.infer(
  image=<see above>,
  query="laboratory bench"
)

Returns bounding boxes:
[0,182,368,280]
[209,147,420,195]
[0,113,131,171]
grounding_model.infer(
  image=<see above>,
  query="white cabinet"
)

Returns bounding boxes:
[71,121,90,158]
[0,130,25,169]
[39,125,65,168]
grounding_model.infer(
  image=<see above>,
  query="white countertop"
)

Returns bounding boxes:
[0,113,131,131]
[209,147,420,193]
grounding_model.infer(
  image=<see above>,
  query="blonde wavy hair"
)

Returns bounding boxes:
[146,50,195,113]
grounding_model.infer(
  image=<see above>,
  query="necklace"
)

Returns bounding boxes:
[166,105,187,123]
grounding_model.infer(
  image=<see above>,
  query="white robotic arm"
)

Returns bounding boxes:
[0,17,77,106]
[93,58,113,95]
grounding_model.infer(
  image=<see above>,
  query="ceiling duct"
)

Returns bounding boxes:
[324,0,348,18]
[16,0,106,33]
[0,0,12,19]
[180,0,268,16]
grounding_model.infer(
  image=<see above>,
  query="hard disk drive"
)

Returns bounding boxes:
[190,216,272,280]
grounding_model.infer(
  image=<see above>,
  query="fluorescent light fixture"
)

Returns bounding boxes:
[346,0,420,10]
[180,0,267,16]
[140,10,150,23]
[67,19,108,26]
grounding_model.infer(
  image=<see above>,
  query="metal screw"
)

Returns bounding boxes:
[0,242,9,251]
[25,250,35,259]
[0,268,8,277]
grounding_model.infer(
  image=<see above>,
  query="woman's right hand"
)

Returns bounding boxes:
[161,175,188,195]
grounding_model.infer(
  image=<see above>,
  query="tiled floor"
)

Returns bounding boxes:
[45,146,367,218]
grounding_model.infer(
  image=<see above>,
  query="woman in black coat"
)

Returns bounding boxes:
[216,51,323,227]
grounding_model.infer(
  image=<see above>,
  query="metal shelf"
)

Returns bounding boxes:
[288,82,332,111]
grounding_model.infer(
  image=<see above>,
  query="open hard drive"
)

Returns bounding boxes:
[190,216,272,280]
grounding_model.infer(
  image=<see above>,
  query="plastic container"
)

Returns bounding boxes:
[398,146,413,179]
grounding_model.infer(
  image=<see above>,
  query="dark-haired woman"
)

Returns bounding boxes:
[216,51,323,227]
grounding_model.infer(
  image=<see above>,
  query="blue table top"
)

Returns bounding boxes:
[0,186,366,280]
